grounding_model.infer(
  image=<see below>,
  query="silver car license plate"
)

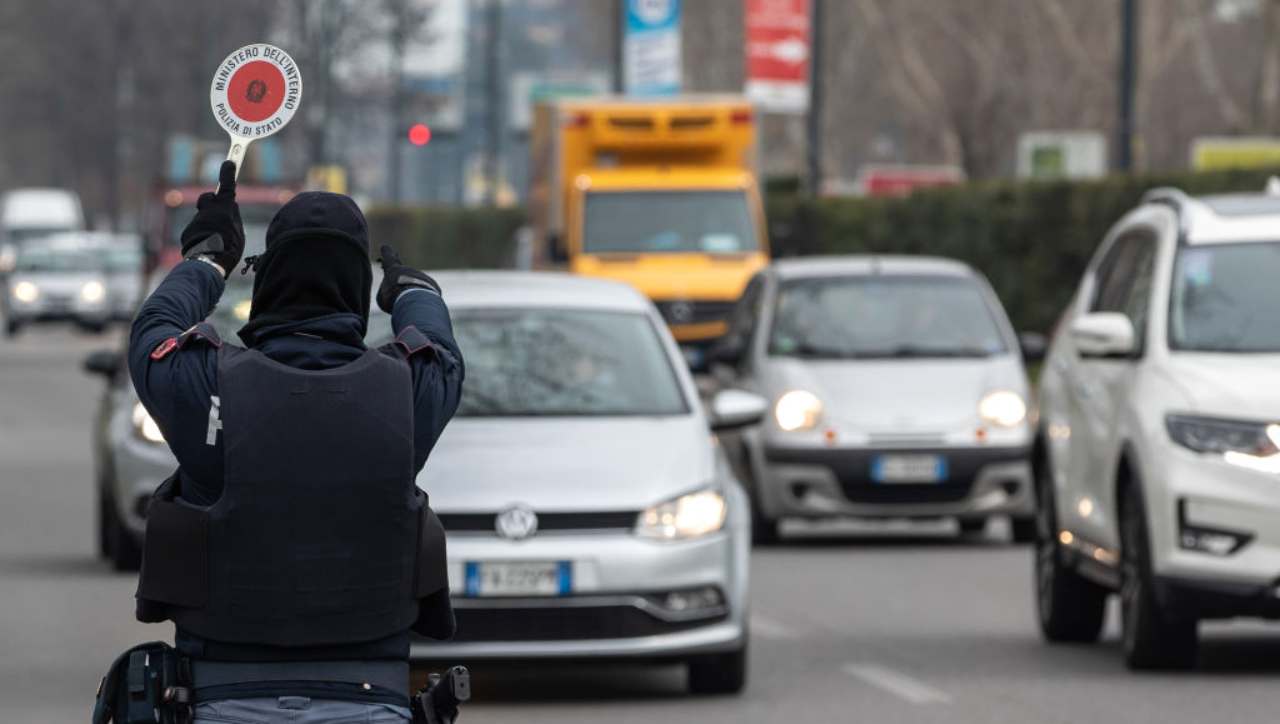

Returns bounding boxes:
[464,561,570,597]
[871,454,948,484]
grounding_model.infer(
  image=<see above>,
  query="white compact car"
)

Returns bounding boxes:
[5,235,111,335]
[711,256,1042,544]
[411,272,764,695]
[1035,186,1280,669]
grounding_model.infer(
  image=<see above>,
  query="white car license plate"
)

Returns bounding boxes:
[871,454,948,484]
[463,561,569,597]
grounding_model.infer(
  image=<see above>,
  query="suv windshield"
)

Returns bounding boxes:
[1170,242,1280,352]
[453,308,688,417]
[583,190,757,255]
[769,275,1008,359]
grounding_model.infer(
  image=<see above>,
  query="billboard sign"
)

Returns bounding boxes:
[745,0,810,114]
[623,0,682,96]
[1191,136,1280,170]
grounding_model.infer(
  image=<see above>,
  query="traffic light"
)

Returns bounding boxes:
[408,123,432,147]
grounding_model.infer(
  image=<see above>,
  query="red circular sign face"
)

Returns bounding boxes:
[227,60,286,123]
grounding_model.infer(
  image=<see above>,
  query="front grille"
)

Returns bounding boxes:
[654,300,734,326]
[438,511,638,534]
[450,602,722,642]
[764,446,1027,506]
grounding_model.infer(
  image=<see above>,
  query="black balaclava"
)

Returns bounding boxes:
[237,191,373,347]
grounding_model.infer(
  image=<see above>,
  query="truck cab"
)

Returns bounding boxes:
[531,96,769,367]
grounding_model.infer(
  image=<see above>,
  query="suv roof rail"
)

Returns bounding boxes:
[1142,186,1192,239]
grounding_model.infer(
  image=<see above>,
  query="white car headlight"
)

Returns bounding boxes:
[978,390,1026,428]
[80,280,106,303]
[636,489,727,541]
[131,402,165,444]
[1167,414,1280,473]
[12,280,38,303]
[775,389,823,432]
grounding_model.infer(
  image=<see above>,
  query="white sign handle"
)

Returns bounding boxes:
[216,135,251,193]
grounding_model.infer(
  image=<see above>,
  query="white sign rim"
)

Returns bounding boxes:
[208,43,303,141]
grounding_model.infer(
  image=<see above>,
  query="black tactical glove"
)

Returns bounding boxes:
[377,244,440,314]
[180,161,245,278]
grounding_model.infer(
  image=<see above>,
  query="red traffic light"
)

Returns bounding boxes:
[408,123,432,146]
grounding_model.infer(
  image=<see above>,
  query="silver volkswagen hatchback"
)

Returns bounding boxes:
[711,256,1042,544]
[412,271,763,695]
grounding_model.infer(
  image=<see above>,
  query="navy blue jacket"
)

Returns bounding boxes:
[127,258,463,704]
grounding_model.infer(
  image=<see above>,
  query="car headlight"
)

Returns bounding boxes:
[978,390,1027,428]
[12,280,38,303]
[775,390,823,432]
[131,402,166,444]
[80,280,106,303]
[636,489,727,541]
[1167,414,1280,472]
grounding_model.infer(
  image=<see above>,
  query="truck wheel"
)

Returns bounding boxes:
[1035,459,1107,642]
[5,319,21,337]
[687,641,747,695]
[1120,482,1198,670]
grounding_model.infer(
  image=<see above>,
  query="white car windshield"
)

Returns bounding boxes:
[1170,241,1280,352]
[453,308,688,417]
[769,275,1009,359]
[582,191,757,255]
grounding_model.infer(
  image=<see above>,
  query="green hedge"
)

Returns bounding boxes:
[368,168,1280,333]
[364,205,525,270]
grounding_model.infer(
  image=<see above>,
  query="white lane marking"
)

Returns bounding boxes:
[842,663,952,705]
[750,614,802,640]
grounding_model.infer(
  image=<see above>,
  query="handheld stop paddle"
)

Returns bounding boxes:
[209,43,303,188]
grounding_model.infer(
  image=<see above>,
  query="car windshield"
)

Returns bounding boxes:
[452,308,688,417]
[582,190,757,255]
[104,245,142,272]
[1170,241,1280,352]
[769,275,1009,359]
[14,246,99,272]
[204,278,392,344]
[7,227,72,245]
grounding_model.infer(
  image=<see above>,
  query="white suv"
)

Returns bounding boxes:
[1035,185,1280,669]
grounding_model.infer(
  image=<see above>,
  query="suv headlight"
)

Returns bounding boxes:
[775,390,823,431]
[1166,414,1280,472]
[12,280,38,303]
[80,280,105,303]
[131,402,166,444]
[978,390,1026,427]
[636,489,727,541]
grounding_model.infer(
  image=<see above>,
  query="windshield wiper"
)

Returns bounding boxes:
[861,345,996,359]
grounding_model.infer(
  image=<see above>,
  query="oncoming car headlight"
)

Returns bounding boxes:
[636,489,727,541]
[131,402,165,444]
[978,390,1027,428]
[80,280,105,303]
[1166,414,1280,473]
[12,280,38,303]
[775,390,822,432]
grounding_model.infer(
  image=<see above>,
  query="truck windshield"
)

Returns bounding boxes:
[1170,241,1280,352]
[452,308,688,417]
[582,190,757,255]
[769,275,1009,359]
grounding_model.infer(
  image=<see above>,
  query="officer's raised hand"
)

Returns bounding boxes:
[377,244,440,313]
[180,160,245,278]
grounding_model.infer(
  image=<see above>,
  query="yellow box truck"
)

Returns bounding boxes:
[529,95,769,366]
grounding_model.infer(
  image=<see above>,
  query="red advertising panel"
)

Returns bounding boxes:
[745,0,810,114]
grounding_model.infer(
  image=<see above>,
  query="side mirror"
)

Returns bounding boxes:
[1069,312,1136,358]
[83,349,122,377]
[709,389,768,432]
[547,232,569,264]
[1018,331,1047,362]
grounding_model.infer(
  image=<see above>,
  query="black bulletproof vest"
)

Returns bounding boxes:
[137,341,451,647]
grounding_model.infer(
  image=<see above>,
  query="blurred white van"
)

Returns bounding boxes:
[1,188,85,272]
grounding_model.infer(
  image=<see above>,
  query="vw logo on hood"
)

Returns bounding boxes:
[667,301,694,324]
[495,504,538,540]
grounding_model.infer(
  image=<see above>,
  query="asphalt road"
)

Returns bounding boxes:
[4,325,1280,723]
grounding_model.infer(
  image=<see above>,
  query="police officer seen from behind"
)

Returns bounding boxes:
[127,161,462,723]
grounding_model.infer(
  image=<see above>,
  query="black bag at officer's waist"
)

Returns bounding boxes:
[92,641,192,724]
